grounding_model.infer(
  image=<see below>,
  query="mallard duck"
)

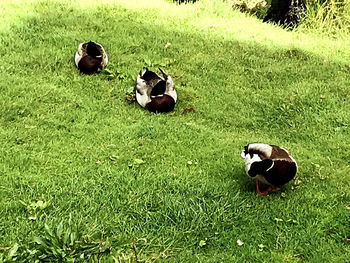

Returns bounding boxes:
[240,143,297,195]
[134,68,177,113]
[74,41,108,74]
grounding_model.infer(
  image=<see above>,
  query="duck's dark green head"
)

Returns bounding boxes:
[86,41,101,57]
[150,80,166,97]
[140,68,161,82]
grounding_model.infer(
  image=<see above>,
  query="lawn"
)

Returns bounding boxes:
[0,0,349,261]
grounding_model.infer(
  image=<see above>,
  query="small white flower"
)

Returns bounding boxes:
[237,239,244,246]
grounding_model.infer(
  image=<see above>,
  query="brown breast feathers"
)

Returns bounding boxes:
[145,95,175,113]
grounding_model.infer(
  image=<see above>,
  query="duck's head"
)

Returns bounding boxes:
[150,80,166,97]
[242,151,261,175]
[240,144,273,177]
[86,41,102,57]
[139,68,161,83]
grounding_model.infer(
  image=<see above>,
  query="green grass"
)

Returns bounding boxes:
[0,0,349,261]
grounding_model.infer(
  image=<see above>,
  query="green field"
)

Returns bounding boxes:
[0,0,349,261]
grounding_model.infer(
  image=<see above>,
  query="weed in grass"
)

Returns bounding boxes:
[19,197,51,221]
[0,218,111,262]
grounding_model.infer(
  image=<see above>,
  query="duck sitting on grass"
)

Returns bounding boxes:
[134,68,177,113]
[74,41,108,74]
[240,143,297,195]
